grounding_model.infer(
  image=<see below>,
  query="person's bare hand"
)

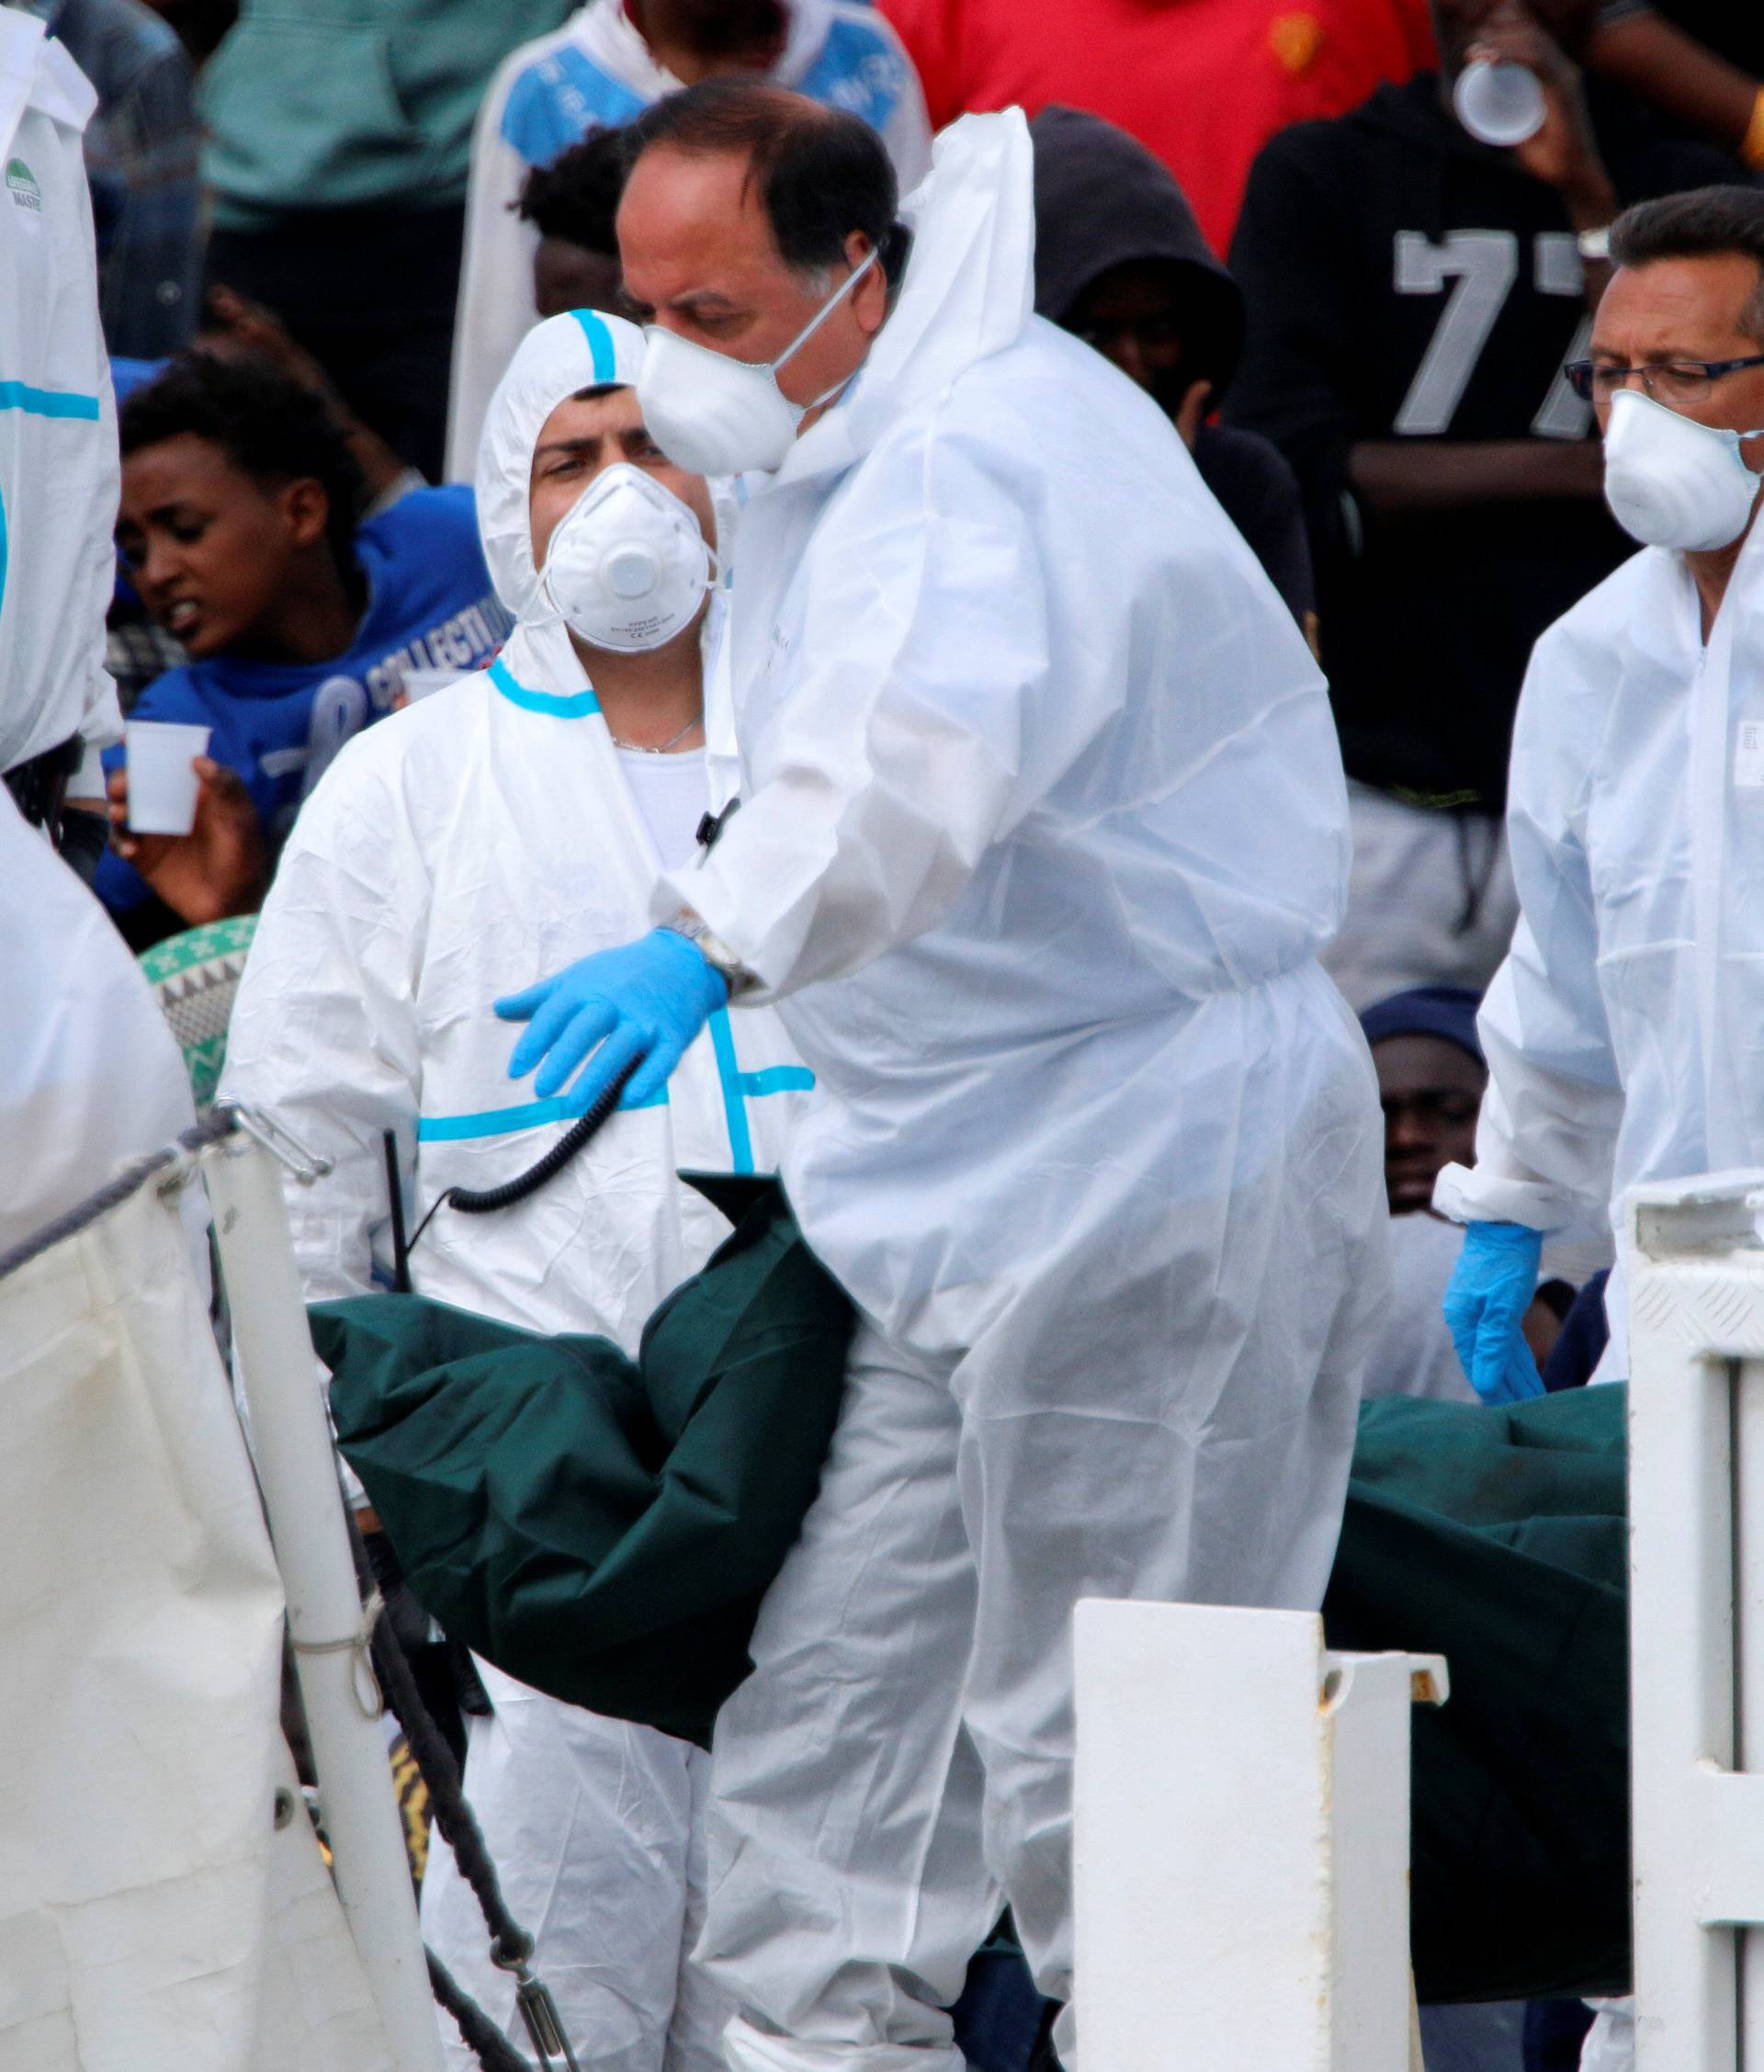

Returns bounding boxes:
[1174,378,1213,452]
[107,755,269,924]
[1467,6,1614,213]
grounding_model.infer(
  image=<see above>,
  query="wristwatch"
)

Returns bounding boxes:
[1577,225,1611,264]
[662,911,759,998]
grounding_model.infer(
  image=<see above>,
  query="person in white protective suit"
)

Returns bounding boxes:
[219,308,814,2072]
[0,6,121,875]
[495,83,1390,2071]
[1430,185,1764,2072]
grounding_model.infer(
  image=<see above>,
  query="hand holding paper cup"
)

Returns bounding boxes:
[125,720,212,835]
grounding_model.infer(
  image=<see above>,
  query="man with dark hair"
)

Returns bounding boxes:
[498,80,1388,2072]
[99,354,508,945]
[518,124,635,316]
[446,0,930,480]
[1227,0,1737,1011]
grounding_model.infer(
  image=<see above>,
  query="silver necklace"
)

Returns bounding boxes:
[610,714,704,754]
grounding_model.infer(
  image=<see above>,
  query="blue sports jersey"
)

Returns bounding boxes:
[498,12,912,170]
[98,484,510,918]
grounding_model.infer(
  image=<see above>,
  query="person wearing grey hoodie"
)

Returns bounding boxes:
[1029,103,1317,637]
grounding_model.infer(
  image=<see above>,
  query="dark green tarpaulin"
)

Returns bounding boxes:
[315,1176,854,1749]
[318,1192,1630,2003]
[1328,1384,1628,2002]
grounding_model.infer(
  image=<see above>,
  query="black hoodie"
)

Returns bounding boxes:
[1030,105,1315,628]
[1227,74,1738,810]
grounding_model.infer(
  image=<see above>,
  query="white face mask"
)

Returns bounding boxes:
[1602,388,1764,552]
[539,463,713,653]
[636,248,880,477]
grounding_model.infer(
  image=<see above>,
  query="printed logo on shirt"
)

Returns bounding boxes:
[1736,719,1764,790]
[287,591,514,813]
[6,158,41,213]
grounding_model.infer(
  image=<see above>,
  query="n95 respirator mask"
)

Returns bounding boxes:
[635,249,879,477]
[540,464,712,653]
[1602,387,1764,552]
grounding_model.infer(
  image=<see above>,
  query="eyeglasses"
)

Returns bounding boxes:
[1564,353,1764,402]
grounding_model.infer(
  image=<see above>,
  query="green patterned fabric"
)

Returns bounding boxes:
[139,914,258,1108]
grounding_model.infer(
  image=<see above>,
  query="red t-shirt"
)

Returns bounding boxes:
[877,0,1439,255]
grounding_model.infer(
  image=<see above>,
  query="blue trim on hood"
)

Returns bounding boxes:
[571,309,619,382]
[489,652,601,719]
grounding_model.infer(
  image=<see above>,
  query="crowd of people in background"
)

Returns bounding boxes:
[12,1,1764,2070]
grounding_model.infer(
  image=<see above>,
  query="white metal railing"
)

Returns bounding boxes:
[1627,1170,1764,2071]
[1073,1599,1444,2070]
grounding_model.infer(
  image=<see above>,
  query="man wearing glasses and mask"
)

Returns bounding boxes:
[1440,190,1764,1425]
[1434,173,1764,2069]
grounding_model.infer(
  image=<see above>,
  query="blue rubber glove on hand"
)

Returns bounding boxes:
[1442,1219,1546,1406]
[496,928,729,1108]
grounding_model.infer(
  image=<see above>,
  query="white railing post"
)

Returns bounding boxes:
[1073,1599,1444,2071]
[1626,1171,1764,2072]
[204,1134,445,2072]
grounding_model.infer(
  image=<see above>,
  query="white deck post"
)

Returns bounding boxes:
[1074,1599,1444,2071]
[1627,1171,1764,2072]
[205,1134,445,2072]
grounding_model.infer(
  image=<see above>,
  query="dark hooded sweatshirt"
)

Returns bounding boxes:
[1225,74,1736,810]
[1029,104,1316,628]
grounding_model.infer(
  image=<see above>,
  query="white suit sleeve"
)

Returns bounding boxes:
[1433,636,1623,1251]
[445,61,543,483]
[219,749,427,1302]
[660,422,1105,996]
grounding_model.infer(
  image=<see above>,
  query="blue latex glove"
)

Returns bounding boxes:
[496,928,729,1108]
[1442,1220,1546,1406]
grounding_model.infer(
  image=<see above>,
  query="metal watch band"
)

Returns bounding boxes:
[662,913,759,998]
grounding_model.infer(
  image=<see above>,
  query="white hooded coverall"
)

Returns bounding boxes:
[1430,509,1764,2072]
[0,11,121,789]
[650,113,1389,2071]
[1433,517,1764,1375]
[220,311,812,2072]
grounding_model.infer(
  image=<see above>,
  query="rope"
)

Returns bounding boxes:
[426,1952,535,2072]
[338,1510,575,2070]
[0,1108,237,1285]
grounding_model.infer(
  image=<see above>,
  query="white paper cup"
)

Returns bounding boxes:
[125,719,211,835]
[1453,61,1546,147]
[401,666,465,704]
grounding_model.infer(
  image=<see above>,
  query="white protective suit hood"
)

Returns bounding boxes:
[475,306,738,628]
[776,109,1036,488]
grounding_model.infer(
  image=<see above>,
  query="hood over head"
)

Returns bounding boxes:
[786,109,1035,484]
[479,309,648,622]
[1029,104,1245,398]
[476,306,740,632]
